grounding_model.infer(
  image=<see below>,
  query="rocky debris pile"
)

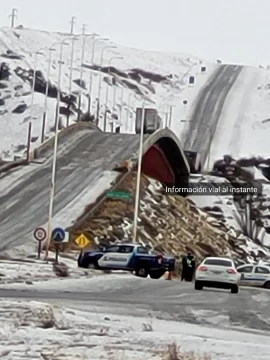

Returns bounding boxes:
[0,62,11,81]
[82,63,172,98]
[67,171,265,263]
[205,155,270,247]
[0,49,24,60]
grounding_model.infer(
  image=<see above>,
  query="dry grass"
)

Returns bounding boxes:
[163,343,211,360]
[106,342,211,360]
[52,262,70,277]
[142,320,153,331]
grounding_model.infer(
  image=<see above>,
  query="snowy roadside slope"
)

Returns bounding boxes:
[206,66,270,248]
[1,300,270,360]
[209,66,270,165]
[0,27,214,159]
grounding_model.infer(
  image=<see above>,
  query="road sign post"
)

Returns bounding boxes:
[51,227,67,264]
[33,227,47,259]
[75,234,90,248]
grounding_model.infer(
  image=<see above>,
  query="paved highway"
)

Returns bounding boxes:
[184,64,243,167]
[0,277,270,333]
[0,128,145,251]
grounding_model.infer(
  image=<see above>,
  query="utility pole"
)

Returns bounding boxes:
[82,24,87,35]
[77,25,87,121]
[69,16,76,34]
[9,8,18,28]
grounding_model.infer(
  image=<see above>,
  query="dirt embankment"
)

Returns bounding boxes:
[66,171,250,263]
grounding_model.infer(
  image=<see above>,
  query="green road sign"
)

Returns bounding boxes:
[106,190,131,200]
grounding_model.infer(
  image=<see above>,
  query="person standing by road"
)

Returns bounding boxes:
[181,252,195,281]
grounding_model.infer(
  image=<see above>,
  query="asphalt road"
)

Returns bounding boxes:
[0,128,144,250]
[184,64,243,167]
[1,277,270,333]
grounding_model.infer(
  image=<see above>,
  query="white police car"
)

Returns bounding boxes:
[78,243,175,279]
[195,256,240,293]
[237,264,270,289]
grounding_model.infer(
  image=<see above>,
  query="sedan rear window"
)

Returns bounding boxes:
[204,259,233,267]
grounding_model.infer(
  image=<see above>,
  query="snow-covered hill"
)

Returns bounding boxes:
[0,27,213,160]
[209,65,270,165]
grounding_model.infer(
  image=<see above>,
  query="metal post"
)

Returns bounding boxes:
[88,36,108,114]
[126,93,133,132]
[125,107,129,130]
[77,34,87,122]
[26,121,32,162]
[101,56,120,130]
[169,105,173,127]
[67,37,76,126]
[103,81,109,132]
[110,121,114,132]
[42,50,53,142]
[119,87,124,123]
[165,112,169,128]
[97,45,117,101]
[9,8,18,28]
[68,37,75,93]
[132,103,145,242]
[112,84,116,110]
[88,34,96,114]
[45,42,64,259]
[70,16,76,34]
[41,116,46,144]
[29,52,38,120]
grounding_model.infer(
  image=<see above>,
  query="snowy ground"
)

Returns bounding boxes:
[187,174,242,231]
[0,27,214,160]
[187,173,270,258]
[0,251,111,285]
[0,299,270,359]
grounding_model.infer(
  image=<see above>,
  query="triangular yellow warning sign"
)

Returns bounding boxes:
[75,234,90,248]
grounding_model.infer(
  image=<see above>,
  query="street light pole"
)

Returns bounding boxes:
[68,36,76,93]
[119,87,124,123]
[103,55,123,132]
[29,52,39,121]
[41,47,56,142]
[88,35,107,113]
[97,45,117,101]
[77,27,87,122]
[44,40,67,259]
[125,93,134,132]
[168,105,173,127]
[69,16,76,34]
[9,8,18,28]
[132,101,146,242]
[67,36,77,126]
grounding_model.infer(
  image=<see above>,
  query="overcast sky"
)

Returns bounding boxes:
[1,0,269,66]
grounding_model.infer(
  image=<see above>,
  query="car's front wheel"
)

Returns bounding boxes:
[149,270,165,279]
[135,265,149,278]
[231,284,239,294]
[194,281,203,290]
[87,261,99,269]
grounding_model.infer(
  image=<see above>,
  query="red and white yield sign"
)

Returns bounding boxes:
[33,227,47,242]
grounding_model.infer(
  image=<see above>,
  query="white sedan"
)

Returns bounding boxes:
[194,257,240,293]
